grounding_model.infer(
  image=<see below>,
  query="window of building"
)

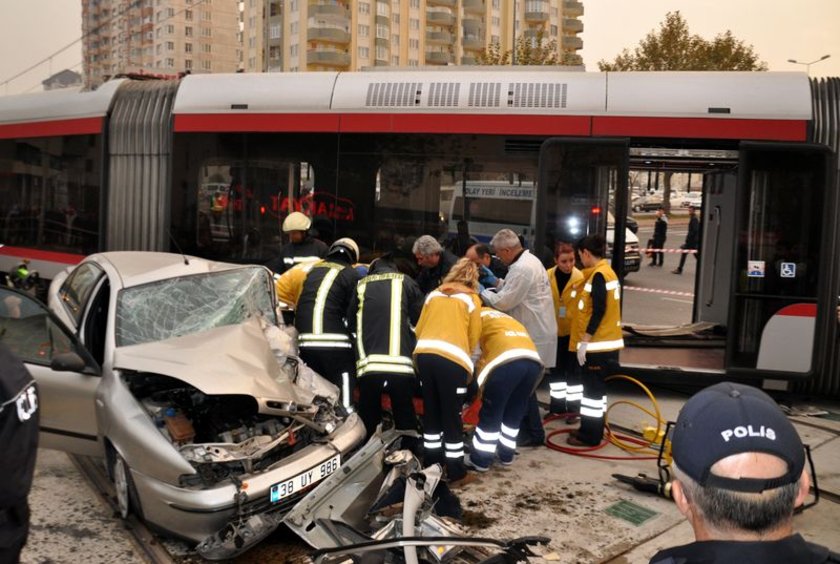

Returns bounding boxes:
[156,27,162,38]
[185,59,192,69]
[376,24,388,39]
[185,10,193,21]
[492,0,500,8]
[290,44,298,56]
[202,10,211,21]
[358,46,369,58]
[409,18,419,29]
[269,23,280,39]
[358,24,369,36]
[166,24,174,34]
[391,55,399,65]
[492,16,500,26]
[185,42,192,53]
[359,2,370,14]
[202,43,212,53]
[248,56,256,68]
[410,0,419,7]
[409,38,419,49]
[156,44,162,55]
[408,58,418,66]
[392,13,399,24]
[166,57,175,68]
[550,24,557,36]
[167,7,175,17]
[202,27,212,37]
[202,60,211,71]
[391,35,399,47]
[185,26,193,37]
[155,10,162,22]
[248,37,256,48]
[269,46,280,59]
[376,46,388,60]
[376,2,389,16]
[290,0,297,9]
[290,21,298,34]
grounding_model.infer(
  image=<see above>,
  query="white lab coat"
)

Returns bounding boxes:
[481,250,558,368]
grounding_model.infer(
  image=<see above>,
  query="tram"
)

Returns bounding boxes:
[0,69,838,396]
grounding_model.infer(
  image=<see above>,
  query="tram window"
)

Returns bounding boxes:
[0,135,101,255]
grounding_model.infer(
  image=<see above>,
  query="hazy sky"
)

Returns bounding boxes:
[1,0,839,95]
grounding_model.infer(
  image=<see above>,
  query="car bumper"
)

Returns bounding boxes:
[130,412,366,542]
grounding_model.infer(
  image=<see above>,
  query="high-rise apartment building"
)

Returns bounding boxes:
[241,0,583,73]
[82,0,242,89]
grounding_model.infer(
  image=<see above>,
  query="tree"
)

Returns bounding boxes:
[477,29,570,66]
[598,12,767,71]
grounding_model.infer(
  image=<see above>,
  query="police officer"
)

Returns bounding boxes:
[567,234,623,447]
[547,242,584,418]
[295,238,362,410]
[466,308,543,472]
[348,254,424,438]
[0,342,39,563]
[266,212,328,275]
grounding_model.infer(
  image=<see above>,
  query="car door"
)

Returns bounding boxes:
[0,286,102,456]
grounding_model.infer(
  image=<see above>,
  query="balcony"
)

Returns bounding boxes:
[426,31,453,44]
[376,14,390,26]
[425,51,453,65]
[426,11,455,27]
[306,50,351,67]
[564,53,583,66]
[562,18,583,33]
[427,0,456,6]
[462,36,484,50]
[462,16,482,30]
[525,11,549,22]
[375,58,389,66]
[307,27,351,44]
[375,37,389,48]
[563,0,583,17]
[562,35,583,50]
[309,3,350,18]
[463,0,485,14]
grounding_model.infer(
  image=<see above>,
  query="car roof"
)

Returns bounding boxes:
[90,252,254,289]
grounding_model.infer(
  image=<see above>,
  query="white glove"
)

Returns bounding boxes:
[577,342,588,366]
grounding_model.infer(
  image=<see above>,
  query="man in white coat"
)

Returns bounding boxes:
[481,229,557,447]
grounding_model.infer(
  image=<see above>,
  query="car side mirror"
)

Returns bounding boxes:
[51,351,88,372]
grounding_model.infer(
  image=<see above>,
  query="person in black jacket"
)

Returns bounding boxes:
[265,212,329,275]
[413,235,458,295]
[672,205,700,274]
[348,255,424,438]
[295,238,362,409]
[648,207,668,267]
[0,342,39,564]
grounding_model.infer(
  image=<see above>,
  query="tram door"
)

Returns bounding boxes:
[726,142,835,381]
[536,139,630,275]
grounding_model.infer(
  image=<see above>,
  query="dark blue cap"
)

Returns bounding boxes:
[672,382,805,493]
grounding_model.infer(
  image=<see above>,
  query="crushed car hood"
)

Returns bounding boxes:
[114,318,312,406]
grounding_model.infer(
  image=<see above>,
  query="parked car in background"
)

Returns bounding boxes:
[0,252,365,558]
[607,212,641,275]
[680,192,703,209]
[631,193,664,212]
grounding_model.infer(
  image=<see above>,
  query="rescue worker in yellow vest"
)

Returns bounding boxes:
[466,308,543,472]
[567,234,624,447]
[348,254,424,438]
[414,258,482,488]
[547,242,585,418]
[295,238,362,410]
[273,260,318,325]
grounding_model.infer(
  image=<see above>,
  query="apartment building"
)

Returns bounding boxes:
[241,0,584,73]
[82,0,241,89]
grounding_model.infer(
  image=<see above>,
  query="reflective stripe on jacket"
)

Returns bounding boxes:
[475,308,542,387]
[572,259,623,353]
[413,283,482,376]
[295,260,361,348]
[548,265,584,337]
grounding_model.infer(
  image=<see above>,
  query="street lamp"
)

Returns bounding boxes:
[787,54,831,75]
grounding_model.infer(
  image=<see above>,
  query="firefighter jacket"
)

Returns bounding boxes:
[348,261,424,377]
[0,342,39,518]
[274,262,316,309]
[571,259,624,353]
[266,237,329,275]
[413,282,482,377]
[295,258,361,349]
[480,250,558,368]
[475,308,542,387]
[548,265,584,337]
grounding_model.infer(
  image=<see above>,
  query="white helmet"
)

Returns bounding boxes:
[328,237,359,264]
[282,211,311,233]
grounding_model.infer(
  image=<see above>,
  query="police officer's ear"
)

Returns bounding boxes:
[671,480,694,521]
[795,468,811,509]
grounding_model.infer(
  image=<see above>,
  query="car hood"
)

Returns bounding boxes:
[113,318,312,406]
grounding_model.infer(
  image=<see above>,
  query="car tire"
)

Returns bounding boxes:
[111,451,143,520]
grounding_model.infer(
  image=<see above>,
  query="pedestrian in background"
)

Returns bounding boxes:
[348,254,424,439]
[567,234,623,447]
[650,382,840,564]
[649,206,668,267]
[0,342,39,564]
[481,228,557,447]
[414,258,482,488]
[295,238,362,410]
[413,235,458,295]
[673,205,699,274]
[466,307,543,473]
[547,242,584,418]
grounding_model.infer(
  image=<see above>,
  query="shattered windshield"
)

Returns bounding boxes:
[116,266,275,347]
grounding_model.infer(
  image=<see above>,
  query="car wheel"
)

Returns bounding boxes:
[112,452,142,520]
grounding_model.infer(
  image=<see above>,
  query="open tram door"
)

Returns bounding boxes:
[723,142,837,389]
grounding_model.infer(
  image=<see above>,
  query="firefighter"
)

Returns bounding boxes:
[466,308,543,472]
[414,258,482,488]
[295,238,362,409]
[348,254,424,438]
[266,211,328,275]
[567,234,624,447]
[547,242,585,418]
[0,343,39,563]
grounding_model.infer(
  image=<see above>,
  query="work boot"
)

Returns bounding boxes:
[464,454,490,473]
[672,268,682,274]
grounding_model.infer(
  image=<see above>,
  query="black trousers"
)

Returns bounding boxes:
[415,354,468,481]
[548,335,580,415]
[299,347,357,409]
[357,373,418,437]
[677,245,699,269]
[578,350,620,445]
[0,502,29,564]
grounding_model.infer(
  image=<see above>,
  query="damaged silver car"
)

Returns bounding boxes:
[0,252,365,559]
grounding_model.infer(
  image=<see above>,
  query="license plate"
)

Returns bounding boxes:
[269,454,340,503]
